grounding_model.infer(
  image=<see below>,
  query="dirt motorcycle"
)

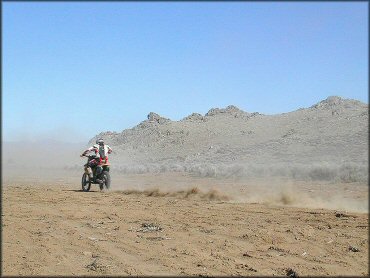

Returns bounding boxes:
[81,154,111,192]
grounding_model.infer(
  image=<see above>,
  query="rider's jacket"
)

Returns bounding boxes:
[82,144,113,159]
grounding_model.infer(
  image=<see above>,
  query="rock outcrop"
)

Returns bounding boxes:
[88,96,368,177]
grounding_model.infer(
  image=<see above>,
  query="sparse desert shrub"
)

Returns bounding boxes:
[308,166,337,181]
[82,160,367,183]
[228,164,245,177]
[169,164,183,172]
[289,166,306,180]
[160,164,168,173]
[339,163,368,183]
[203,165,216,177]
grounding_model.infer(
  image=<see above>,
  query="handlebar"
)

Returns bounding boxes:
[80,154,98,158]
[80,151,115,158]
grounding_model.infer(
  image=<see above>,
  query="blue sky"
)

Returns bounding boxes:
[3,2,368,142]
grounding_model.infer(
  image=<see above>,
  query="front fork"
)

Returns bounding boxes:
[84,166,93,179]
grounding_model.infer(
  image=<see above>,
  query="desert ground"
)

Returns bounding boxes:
[2,171,368,276]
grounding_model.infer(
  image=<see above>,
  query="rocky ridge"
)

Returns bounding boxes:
[88,96,368,181]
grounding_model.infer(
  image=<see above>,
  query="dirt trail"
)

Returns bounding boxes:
[2,173,368,276]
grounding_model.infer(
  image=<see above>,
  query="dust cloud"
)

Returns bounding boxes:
[107,173,368,213]
[115,187,230,201]
[3,140,367,213]
[2,139,86,182]
[229,181,368,213]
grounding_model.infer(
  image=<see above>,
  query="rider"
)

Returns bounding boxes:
[80,138,113,183]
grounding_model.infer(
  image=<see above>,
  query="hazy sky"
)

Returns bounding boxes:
[3,2,368,142]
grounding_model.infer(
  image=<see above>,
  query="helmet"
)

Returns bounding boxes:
[96,138,104,145]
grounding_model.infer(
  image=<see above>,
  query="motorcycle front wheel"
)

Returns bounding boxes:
[81,173,91,192]
[101,171,111,190]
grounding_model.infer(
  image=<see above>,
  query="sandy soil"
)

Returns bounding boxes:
[2,172,368,276]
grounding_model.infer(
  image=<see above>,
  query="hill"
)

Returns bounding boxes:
[88,96,368,181]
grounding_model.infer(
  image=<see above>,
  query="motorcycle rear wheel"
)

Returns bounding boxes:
[101,171,111,190]
[81,173,91,192]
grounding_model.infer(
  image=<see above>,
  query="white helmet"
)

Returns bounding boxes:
[96,138,104,145]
